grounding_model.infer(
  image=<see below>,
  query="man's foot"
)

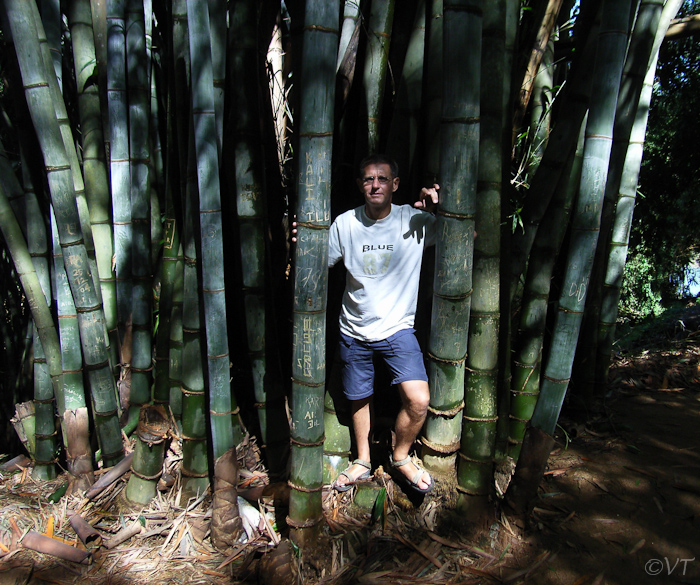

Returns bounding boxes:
[390,454,434,493]
[332,459,372,492]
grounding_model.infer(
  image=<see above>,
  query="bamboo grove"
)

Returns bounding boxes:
[0,0,687,545]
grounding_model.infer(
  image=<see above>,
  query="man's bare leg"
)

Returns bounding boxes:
[335,396,372,489]
[393,380,431,490]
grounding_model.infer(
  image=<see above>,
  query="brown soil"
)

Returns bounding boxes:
[0,305,699,585]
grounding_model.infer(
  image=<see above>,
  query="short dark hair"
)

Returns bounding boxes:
[358,154,399,179]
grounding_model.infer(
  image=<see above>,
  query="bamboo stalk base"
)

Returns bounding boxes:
[503,426,555,516]
[456,493,493,523]
[421,448,458,476]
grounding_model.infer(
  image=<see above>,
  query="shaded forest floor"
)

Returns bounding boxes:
[0,302,699,585]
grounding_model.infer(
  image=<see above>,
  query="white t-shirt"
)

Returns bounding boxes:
[328,204,436,341]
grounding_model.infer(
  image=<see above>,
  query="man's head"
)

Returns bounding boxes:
[356,154,400,220]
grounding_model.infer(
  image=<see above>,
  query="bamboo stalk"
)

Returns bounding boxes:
[288,0,338,548]
[362,0,395,153]
[125,405,171,505]
[187,0,241,456]
[458,1,505,509]
[126,0,153,411]
[422,0,481,476]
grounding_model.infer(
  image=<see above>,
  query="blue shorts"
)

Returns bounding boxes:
[338,328,429,401]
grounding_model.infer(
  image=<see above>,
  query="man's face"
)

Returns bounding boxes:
[357,163,399,217]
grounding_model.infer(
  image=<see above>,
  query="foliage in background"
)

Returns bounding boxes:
[632,0,700,314]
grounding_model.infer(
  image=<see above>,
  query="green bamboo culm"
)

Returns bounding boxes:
[6,0,124,467]
[337,0,362,72]
[529,0,632,438]
[0,171,59,481]
[229,0,270,449]
[596,0,676,388]
[421,0,481,477]
[51,208,95,489]
[186,0,242,457]
[40,0,62,89]
[576,0,666,403]
[106,0,133,346]
[180,127,209,500]
[167,0,191,426]
[289,0,338,549]
[206,0,226,157]
[507,1,601,296]
[508,120,585,460]
[155,216,181,408]
[422,0,444,183]
[362,0,394,153]
[66,0,119,371]
[127,0,153,412]
[20,156,56,482]
[125,405,171,506]
[385,0,426,193]
[459,0,503,510]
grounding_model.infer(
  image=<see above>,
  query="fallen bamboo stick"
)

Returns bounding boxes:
[104,521,143,550]
[21,531,91,564]
[85,453,134,500]
[69,513,103,549]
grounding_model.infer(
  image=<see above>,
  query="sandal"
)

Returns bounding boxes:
[389,454,434,494]
[332,459,372,492]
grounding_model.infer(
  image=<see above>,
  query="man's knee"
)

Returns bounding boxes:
[400,380,430,415]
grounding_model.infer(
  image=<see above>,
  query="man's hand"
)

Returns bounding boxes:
[291,220,298,243]
[415,183,439,212]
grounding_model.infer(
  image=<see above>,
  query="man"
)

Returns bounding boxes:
[326,154,439,493]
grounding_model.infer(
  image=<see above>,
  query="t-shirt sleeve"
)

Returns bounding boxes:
[328,219,342,267]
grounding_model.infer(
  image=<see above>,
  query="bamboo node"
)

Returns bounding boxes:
[464,364,498,375]
[34,430,58,439]
[427,401,465,417]
[302,24,339,34]
[33,397,55,405]
[181,467,208,478]
[433,289,473,301]
[542,374,570,384]
[130,468,162,481]
[209,407,240,416]
[440,116,480,125]
[457,451,492,465]
[510,389,539,397]
[455,484,489,496]
[436,208,475,220]
[462,415,498,423]
[421,436,461,454]
[285,514,323,529]
[294,221,330,230]
[298,131,334,138]
[180,433,206,442]
[131,365,154,373]
[508,414,531,423]
[427,351,467,365]
[291,377,325,388]
[290,436,325,447]
[286,480,323,494]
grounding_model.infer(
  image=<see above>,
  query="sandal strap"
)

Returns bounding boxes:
[390,455,411,468]
[353,458,372,470]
